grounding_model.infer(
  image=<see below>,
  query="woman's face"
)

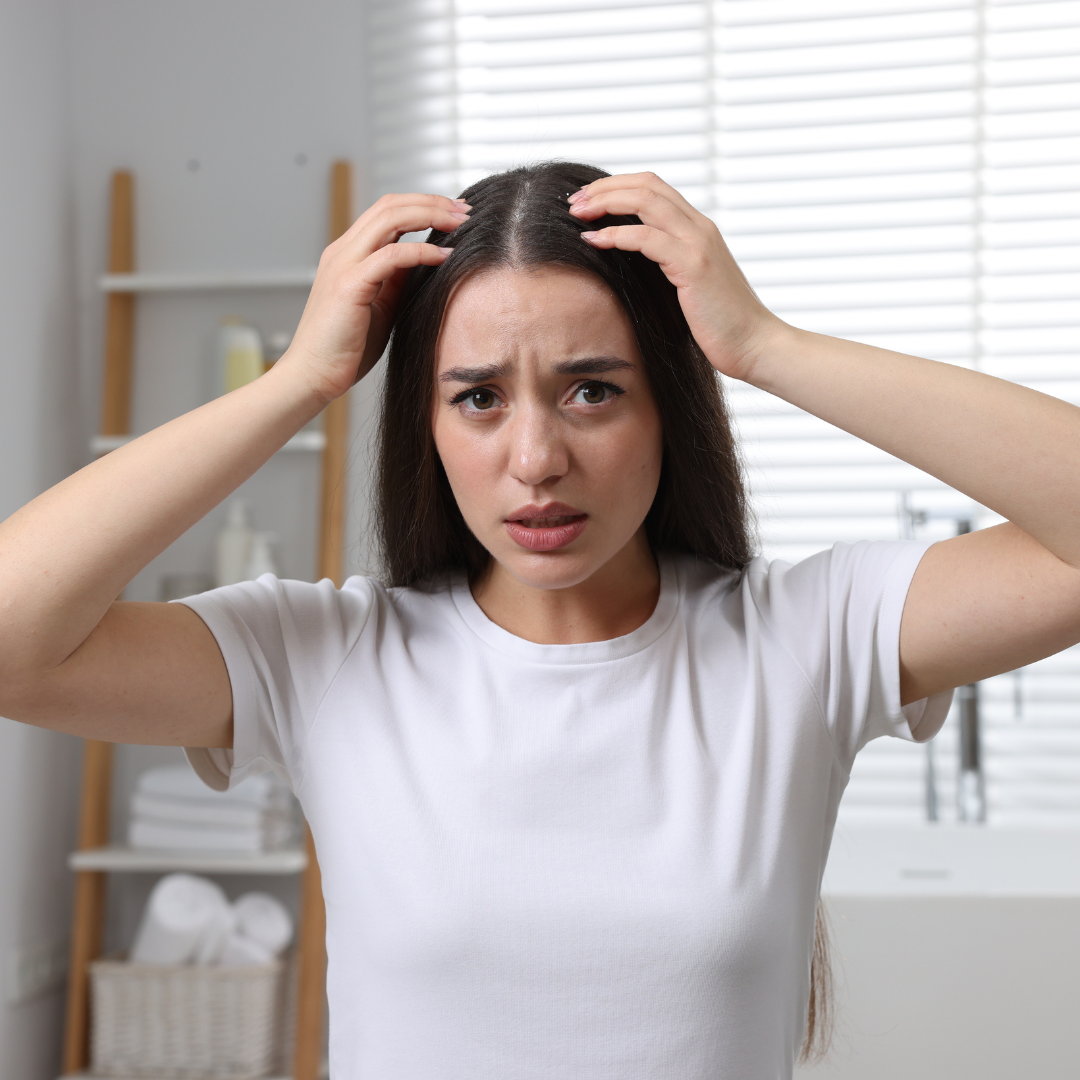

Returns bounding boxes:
[432,265,664,592]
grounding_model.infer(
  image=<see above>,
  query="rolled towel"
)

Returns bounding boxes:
[192,891,238,965]
[233,892,293,957]
[218,932,274,967]
[130,874,232,965]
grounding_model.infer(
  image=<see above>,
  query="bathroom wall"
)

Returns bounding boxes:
[0,2,372,1074]
[0,2,83,1078]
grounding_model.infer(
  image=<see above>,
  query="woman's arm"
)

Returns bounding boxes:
[0,194,467,745]
[570,173,1080,703]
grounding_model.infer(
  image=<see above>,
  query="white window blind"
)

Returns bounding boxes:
[368,0,1080,825]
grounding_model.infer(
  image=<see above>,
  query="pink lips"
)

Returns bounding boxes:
[504,503,588,552]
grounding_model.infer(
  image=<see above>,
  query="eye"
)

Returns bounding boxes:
[571,381,623,406]
[467,389,498,410]
[451,387,501,412]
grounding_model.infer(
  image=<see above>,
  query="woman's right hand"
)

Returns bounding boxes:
[281,193,471,404]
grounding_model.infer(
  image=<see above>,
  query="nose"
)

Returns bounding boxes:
[506,404,569,487]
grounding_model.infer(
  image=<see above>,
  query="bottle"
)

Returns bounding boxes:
[218,318,264,395]
[215,502,254,587]
[245,532,279,579]
[263,331,292,373]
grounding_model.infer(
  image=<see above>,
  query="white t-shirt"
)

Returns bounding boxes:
[180,541,952,1080]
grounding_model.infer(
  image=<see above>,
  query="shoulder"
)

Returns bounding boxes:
[734,540,934,635]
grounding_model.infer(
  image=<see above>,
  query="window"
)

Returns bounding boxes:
[369,0,1080,824]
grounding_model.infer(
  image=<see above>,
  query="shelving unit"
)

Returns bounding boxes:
[60,162,355,1080]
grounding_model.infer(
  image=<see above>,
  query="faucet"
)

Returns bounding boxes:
[953,518,987,823]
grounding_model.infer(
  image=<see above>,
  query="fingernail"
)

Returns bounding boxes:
[567,191,585,204]
[439,247,454,254]
[453,199,472,210]
[450,211,469,222]
[568,199,589,215]
[580,231,599,241]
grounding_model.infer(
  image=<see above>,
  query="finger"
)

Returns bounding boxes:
[348,192,470,240]
[580,224,690,276]
[349,242,452,305]
[569,186,699,242]
[349,203,470,258]
[571,172,705,226]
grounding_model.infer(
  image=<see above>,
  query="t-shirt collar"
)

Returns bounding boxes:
[449,553,681,664]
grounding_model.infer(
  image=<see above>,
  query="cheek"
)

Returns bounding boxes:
[432,415,498,506]
[571,407,663,519]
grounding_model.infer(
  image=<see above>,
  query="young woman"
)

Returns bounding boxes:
[2,162,1080,1080]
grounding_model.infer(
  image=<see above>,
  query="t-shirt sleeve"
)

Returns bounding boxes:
[173,574,378,793]
[748,540,954,771]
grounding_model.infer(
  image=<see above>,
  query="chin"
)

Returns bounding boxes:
[490,544,613,592]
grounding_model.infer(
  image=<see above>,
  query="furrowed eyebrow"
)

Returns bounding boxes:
[439,363,512,384]
[553,356,634,376]
[437,356,633,384]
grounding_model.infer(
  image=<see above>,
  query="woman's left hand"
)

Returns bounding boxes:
[568,172,782,382]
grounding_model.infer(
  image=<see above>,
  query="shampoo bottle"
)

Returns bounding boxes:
[218,319,264,395]
[215,502,255,587]
[245,532,279,579]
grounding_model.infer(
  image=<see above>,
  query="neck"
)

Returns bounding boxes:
[471,530,661,644]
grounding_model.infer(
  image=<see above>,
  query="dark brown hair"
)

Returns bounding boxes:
[375,160,831,1062]
[376,161,753,587]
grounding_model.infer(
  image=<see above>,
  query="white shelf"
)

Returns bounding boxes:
[62,1075,294,1080]
[69,844,308,874]
[90,429,326,456]
[99,269,317,292]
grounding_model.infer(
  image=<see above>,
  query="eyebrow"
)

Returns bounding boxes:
[438,356,633,384]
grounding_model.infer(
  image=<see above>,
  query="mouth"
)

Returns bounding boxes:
[504,505,588,552]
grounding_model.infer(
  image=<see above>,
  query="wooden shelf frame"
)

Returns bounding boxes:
[61,162,353,1080]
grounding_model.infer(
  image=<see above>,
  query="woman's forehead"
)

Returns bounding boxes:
[435,265,637,370]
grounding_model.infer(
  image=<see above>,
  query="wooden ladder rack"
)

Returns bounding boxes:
[61,160,354,1080]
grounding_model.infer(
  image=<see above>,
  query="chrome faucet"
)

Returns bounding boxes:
[953,518,987,824]
[956,682,987,823]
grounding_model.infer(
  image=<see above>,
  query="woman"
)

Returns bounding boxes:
[2,162,1079,1079]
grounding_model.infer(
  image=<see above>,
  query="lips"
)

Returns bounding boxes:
[504,503,588,552]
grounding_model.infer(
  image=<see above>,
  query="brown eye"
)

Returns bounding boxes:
[578,382,607,404]
[468,389,497,410]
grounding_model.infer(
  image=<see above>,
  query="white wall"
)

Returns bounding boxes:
[0,1,83,1076]
[68,0,377,594]
[0,2,372,1072]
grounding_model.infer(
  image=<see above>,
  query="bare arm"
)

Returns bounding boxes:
[571,173,1080,704]
[0,193,469,745]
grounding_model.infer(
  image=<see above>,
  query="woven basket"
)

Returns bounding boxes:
[89,954,285,1079]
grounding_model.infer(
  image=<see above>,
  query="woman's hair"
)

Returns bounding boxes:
[374,160,831,1061]
[376,161,754,587]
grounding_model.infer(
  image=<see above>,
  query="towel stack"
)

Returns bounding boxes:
[128,765,298,853]
[130,873,294,966]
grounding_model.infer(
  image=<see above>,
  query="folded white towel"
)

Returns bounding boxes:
[130,874,232,965]
[131,791,280,830]
[233,892,293,956]
[137,765,291,809]
[128,819,288,852]
[218,931,274,967]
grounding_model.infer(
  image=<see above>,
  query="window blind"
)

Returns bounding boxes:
[368,0,1080,825]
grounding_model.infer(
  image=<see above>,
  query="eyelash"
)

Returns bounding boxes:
[448,380,626,411]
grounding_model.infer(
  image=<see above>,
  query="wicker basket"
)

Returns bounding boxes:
[89,954,286,1079]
